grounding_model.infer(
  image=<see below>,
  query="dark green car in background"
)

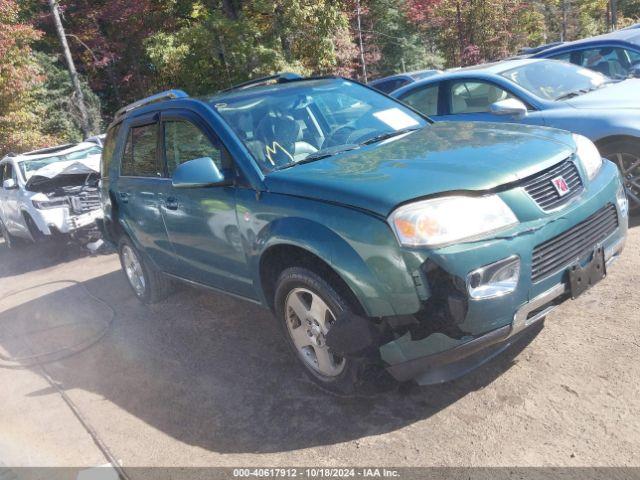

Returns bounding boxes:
[100,75,629,395]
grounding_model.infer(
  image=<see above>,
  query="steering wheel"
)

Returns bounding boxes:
[323,125,357,148]
[324,126,384,149]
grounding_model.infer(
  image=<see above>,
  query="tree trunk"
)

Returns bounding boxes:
[560,0,568,42]
[48,0,91,137]
[610,0,618,31]
[456,1,464,64]
[355,0,367,83]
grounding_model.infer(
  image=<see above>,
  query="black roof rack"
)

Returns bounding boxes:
[113,89,189,122]
[220,73,303,93]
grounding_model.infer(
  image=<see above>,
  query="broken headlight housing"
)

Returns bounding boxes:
[573,133,602,181]
[388,195,518,247]
[32,198,69,210]
[467,255,520,299]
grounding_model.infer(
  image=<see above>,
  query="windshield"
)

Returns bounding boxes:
[501,61,610,101]
[18,145,102,179]
[212,79,427,172]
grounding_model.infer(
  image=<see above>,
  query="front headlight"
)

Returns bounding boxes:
[32,198,69,210]
[388,195,518,247]
[573,133,602,180]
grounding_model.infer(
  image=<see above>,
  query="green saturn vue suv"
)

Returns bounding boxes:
[100,74,629,395]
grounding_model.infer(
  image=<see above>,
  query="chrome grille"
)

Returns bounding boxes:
[70,191,101,213]
[524,158,583,211]
[531,204,618,282]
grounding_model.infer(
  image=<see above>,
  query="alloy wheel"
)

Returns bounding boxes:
[613,152,640,209]
[122,245,146,296]
[285,287,345,377]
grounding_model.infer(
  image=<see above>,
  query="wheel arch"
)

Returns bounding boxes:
[595,134,640,152]
[254,216,417,318]
[259,243,366,316]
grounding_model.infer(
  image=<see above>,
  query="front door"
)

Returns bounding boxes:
[438,80,546,126]
[158,112,254,298]
[0,162,24,236]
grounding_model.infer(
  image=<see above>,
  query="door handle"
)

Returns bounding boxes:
[164,196,179,210]
[118,192,129,203]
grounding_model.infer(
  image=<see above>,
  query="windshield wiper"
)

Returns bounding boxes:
[555,90,585,101]
[359,127,420,146]
[555,82,613,101]
[273,144,360,171]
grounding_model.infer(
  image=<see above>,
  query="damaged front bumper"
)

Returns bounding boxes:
[31,206,103,237]
[377,161,628,385]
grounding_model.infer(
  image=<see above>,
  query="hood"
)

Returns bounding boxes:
[566,79,640,110]
[25,156,100,191]
[264,122,575,216]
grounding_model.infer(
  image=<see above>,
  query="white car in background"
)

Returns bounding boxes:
[0,142,103,248]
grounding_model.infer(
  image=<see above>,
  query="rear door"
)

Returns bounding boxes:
[158,110,253,298]
[115,114,175,271]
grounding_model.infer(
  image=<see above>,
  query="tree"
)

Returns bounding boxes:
[33,52,101,143]
[362,0,443,79]
[406,0,545,66]
[0,0,58,156]
[145,1,355,95]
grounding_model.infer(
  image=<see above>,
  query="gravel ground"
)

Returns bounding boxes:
[0,220,638,472]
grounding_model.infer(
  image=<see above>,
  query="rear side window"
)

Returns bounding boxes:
[101,123,121,177]
[400,84,440,116]
[372,78,410,94]
[121,124,161,177]
[548,52,573,63]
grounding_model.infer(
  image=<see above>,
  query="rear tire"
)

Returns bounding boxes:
[600,140,640,214]
[118,236,171,304]
[274,266,391,396]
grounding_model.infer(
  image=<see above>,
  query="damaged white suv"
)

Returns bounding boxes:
[0,142,103,248]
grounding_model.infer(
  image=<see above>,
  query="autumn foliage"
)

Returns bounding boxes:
[0,0,57,156]
[1,0,638,155]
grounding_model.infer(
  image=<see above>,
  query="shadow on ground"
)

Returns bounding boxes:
[0,249,540,454]
[0,238,89,278]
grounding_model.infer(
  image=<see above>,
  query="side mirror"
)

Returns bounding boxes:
[172,157,231,189]
[2,178,17,190]
[490,98,528,118]
[628,63,640,79]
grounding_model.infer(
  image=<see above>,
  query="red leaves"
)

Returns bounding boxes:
[404,0,443,25]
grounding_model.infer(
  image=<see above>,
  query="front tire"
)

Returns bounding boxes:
[23,213,45,243]
[601,140,640,213]
[118,236,171,304]
[0,219,19,249]
[274,267,388,396]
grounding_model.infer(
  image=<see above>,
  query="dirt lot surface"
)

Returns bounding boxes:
[0,220,638,472]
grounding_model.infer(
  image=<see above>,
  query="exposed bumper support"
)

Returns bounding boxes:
[386,281,567,384]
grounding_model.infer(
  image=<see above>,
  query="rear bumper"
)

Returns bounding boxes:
[385,233,626,385]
